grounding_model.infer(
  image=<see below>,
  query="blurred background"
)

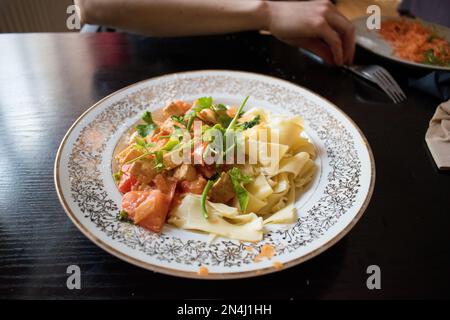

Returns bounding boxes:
[0,0,401,33]
[0,0,74,32]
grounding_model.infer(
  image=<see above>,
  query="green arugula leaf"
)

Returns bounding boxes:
[225,96,249,134]
[424,49,446,66]
[211,123,225,133]
[217,114,232,127]
[183,97,214,131]
[112,169,123,182]
[203,124,224,142]
[237,115,260,130]
[201,179,215,219]
[136,123,156,137]
[161,138,179,151]
[154,150,164,171]
[186,112,196,131]
[211,103,232,127]
[141,111,154,124]
[202,124,226,162]
[195,96,213,110]
[212,103,227,111]
[136,111,158,137]
[229,167,253,184]
[134,136,146,146]
[117,210,132,223]
[228,167,252,213]
[133,138,155,152]
[133,144,146,152]
[171,115,186,125]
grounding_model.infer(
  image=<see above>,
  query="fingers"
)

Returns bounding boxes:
[320,23,344,65]
[325,10,356,64]
[297,38,335,65]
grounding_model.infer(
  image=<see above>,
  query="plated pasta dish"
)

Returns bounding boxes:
[113,96,317,242]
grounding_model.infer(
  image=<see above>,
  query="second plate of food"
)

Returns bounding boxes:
[354,16,450,70]
[55,70,375,279]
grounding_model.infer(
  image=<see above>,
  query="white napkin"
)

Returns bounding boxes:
[425,100,450,170]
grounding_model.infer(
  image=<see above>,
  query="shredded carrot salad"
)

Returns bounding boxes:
[379,18,450,67]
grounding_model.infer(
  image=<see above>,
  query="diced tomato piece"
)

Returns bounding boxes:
[178,100,192,114]
[121,190,171,233]
[226,106,237,118]
[153,174,177,201]
[180,175,207,195]
[134,190,170,233]
[153,174,178,213]
[118,173,137,193]
[163,100,192,117]
[122,191,151,219]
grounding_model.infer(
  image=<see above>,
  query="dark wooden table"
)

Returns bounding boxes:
[1,32,449,300]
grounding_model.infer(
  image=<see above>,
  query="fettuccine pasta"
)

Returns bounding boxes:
[113,97,317,242]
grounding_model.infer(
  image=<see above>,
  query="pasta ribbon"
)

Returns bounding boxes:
[169,194,263,242]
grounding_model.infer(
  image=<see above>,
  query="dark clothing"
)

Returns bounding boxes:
[399,0,450,27]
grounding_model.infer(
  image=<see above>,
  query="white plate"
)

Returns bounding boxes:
[55,70,375,279]
[354,16,450,71]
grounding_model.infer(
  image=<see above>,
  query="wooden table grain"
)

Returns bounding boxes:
[1,32,449,300]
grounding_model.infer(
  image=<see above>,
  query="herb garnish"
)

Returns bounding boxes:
[228,167,253,213]
[185,97,214,131]
[211,103,232,127]
[171,115,186,126]
[195,96,213,109]
[200,172,220,219]
[225,96,249,134]
[237,115,260,130]
[154,150,164,171]
[136,111,157,137]
[201,180,215,219]
[112,169,123,182]
[117,210,132,223]
[161,138,179,152]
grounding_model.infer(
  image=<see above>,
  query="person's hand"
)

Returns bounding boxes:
[266,0,355,65]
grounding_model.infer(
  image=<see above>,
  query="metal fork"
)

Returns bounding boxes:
[343,65,407,103]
